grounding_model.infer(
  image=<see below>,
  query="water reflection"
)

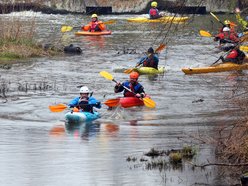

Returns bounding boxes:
[78,35,107,49]
[65,121,101,140]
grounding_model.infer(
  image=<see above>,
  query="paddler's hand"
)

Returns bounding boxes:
[115,81,121,87]
[136,93,145,98]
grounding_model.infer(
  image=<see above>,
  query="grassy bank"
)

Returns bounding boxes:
[0,17,59,62]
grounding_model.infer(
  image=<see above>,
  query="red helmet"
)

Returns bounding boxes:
[129,71,139,79]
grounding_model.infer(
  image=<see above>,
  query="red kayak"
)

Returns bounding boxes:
[104,96,150,108]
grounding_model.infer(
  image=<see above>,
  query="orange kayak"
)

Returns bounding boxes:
[75,30,112,36]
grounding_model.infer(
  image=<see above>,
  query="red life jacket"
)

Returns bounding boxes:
[149,8,158,16]
[226,50,238,59]
[124,83,135,97]
[143,57,157,68]
[90,21,99,32]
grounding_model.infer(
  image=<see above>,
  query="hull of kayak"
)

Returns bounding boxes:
[127,16,189,23]
[65,111,100,124]
[113,66,165,74]
[75,31,112,36]
[104,97,151,108]
[182,62,248,75]
[134,66,165,74]
[120,97,144,108]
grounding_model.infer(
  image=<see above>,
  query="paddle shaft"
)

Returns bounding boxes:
[212,44,239,65]
[210,12,225,26]
[113,79,134,94]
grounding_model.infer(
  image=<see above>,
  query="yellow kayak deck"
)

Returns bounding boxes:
[182,61,248,75]
[127,16,189,23]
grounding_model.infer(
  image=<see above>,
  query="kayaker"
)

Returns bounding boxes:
[149,1,163,19]
[219,20,237,35]
[136,47,159,69]
[220,46,246,64]
[235,8,248,32]
[214,27,240,46]
[114,72,146,98]
[68,86,101,113]
[81,14,106,32]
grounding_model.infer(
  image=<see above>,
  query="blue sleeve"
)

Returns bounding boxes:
[154,55,159,63]
[68,97,80,107]
[89,97,101,109]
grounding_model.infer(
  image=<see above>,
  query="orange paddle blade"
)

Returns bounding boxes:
[49,103,67,112]
[104,98,120,107]
[155,44,166,53]
[124,68,134,74]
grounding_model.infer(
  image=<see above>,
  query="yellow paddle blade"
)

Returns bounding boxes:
[143,97,156,108]
[61,26,73,33]
[155,44,166,53]
[199,30,212,37]
[124,68,134,74]
[210,12,220,22]
[104,19,116,25]
[104,98,120,107]
[240,46,248,52]
[99,71,113,81]
[49,103,67,112]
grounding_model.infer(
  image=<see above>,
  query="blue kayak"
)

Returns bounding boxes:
[65,111,100,124]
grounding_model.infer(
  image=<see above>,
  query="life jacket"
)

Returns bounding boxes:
[89,21,105,32]
[78,98,93,113]
[90,21,99,32]
[122,81,143,97]
[218,32,239,44]
[143,56,158,69]
[149,8,158,16]
[226,50,238,59]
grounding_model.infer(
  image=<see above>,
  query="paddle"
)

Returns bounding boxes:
[199,30,212,37]
[210,12,225,26]
[49,100,119,112]
[99,71,156,108]
[240,46,248,52]
[61,19,116,33]
[124,44,166,74]
[103,98,120,107]
[210,12,237,28]
[49,103,68,112]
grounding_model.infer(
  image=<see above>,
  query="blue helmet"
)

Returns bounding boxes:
[246,16,248,21]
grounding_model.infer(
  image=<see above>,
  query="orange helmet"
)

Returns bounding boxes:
[130,71,139,79]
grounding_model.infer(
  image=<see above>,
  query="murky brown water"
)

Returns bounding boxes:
[0,11,247,185]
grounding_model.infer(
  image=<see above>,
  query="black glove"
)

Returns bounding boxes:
[95,102,101,107]
[214,37,219,41]
[140,93,145,98]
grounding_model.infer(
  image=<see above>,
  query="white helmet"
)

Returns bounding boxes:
[79,86,90,93]
[223,27,230,32]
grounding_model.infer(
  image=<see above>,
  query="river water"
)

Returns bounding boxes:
[0,11,247,186]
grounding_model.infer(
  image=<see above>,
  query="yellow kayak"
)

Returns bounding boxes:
[182,61,248,75]
[240,46,248,52]
[133,66,165,74]
[127,16,189,24]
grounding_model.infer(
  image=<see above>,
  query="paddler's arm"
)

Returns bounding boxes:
[88,97,101,109]
[136,56,147,67]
